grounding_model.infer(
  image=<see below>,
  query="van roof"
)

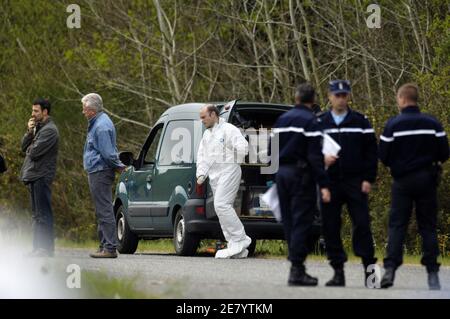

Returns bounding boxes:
[161,101,292,117]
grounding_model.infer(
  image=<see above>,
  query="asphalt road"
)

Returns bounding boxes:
[55,248,450,299]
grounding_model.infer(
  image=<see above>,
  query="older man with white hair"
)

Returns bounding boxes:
[81,93,125,258]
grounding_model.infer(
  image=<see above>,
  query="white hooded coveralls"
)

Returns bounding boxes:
[196,118,251,255]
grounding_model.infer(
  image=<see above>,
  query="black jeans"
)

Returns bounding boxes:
[384,169,440,273]
[322,177,376,269]
[28,177,54,254]
[276,165,316,266]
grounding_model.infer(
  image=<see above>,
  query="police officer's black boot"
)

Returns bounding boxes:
[380,268,395,289]
[288,264,318,287]
[428,272,441,290]
[325,267,345,287]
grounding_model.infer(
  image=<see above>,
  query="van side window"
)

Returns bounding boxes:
[143,125,163,166]
[158,120,194,166]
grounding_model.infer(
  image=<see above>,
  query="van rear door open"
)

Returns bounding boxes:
[206,102,291,221]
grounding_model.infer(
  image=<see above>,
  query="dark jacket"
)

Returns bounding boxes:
[379,105,449,178]
[20,117,59,183]
[272,104,329,188]
[318,108,378,183]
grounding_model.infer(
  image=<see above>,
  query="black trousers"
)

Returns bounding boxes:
[384,169,440,273]
[28,177,54,254]
[276,165,316,266]
[322,177,376,269]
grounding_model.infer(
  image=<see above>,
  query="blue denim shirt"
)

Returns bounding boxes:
[83,112,124,174]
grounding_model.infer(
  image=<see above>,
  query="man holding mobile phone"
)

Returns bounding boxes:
[20,98,59,257]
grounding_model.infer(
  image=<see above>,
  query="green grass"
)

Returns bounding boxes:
[254,240,450,267]
[56,238,175,253]
[56,238,450,267]
[81,271,157,298]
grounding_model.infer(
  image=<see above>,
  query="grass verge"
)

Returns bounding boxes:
[81,271,156,298]
[56,238,450,267]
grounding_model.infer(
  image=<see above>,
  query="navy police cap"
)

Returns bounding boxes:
[329,80,351,94]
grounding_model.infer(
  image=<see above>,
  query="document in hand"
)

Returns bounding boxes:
[322,133,341,157]
[261,184,282,222]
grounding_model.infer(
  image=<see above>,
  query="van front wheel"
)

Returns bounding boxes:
[116,206,139,254]
[173,210,200,256]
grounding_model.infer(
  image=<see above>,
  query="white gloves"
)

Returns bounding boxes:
[197,175,206,185]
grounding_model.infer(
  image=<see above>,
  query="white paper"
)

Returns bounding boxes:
[322,133,341,157]
[261,184,282,222]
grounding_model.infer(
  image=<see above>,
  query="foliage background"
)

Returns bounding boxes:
[0,0,448,254]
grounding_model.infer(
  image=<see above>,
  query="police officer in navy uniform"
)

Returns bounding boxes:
[379,83,449,290]
[308,102,325,252]
[318,80,378,287]
[272,83,331,286]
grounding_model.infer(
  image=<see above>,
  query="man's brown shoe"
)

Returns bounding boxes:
[89,250,118,258]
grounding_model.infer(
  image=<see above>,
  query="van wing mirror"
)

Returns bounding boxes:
[119,151,135,167]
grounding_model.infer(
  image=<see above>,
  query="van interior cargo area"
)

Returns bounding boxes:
[235,166,275,219]
[229,105,286,220]
[229,107,286,130]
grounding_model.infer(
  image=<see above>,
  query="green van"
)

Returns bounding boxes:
[113,100,321,256]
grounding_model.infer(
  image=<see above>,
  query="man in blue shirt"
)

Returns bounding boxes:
[82,93,125,258]
[379,83,449,290]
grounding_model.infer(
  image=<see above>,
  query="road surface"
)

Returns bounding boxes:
[53,248,450,299]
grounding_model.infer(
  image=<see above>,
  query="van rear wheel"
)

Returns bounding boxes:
[247,239,257,256]
[173,210,200,256]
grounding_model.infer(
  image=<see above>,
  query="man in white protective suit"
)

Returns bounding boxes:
[196,104,252,259]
